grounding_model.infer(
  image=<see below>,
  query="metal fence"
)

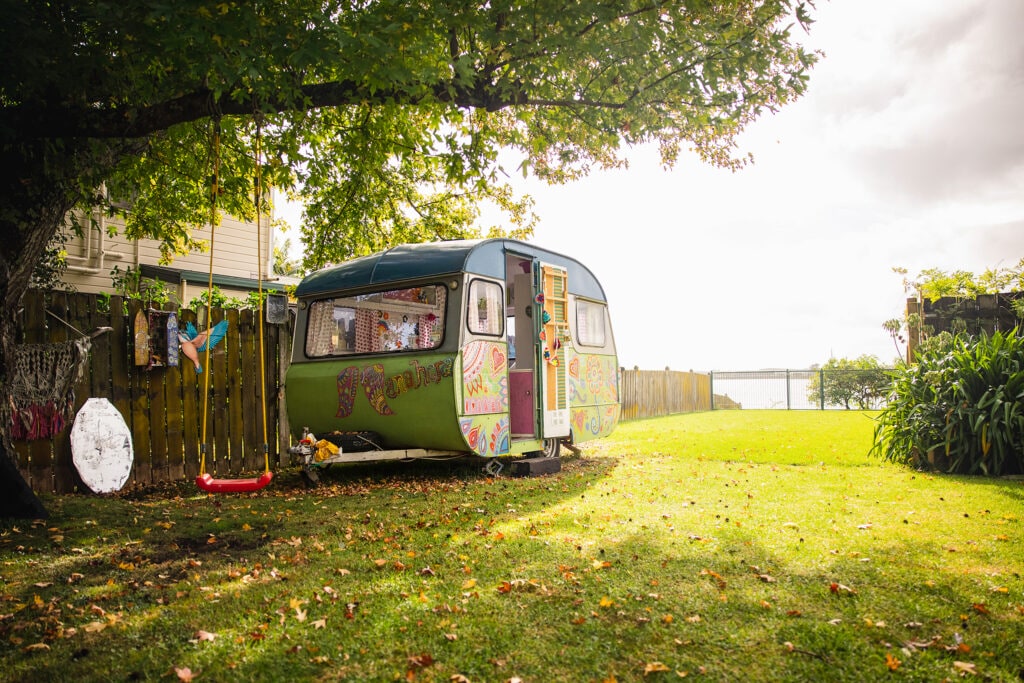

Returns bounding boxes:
[709,369,894,410]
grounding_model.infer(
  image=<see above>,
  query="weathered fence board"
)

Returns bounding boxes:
[240,308,258,469]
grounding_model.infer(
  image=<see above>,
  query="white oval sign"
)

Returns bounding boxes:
[71,398,134,494]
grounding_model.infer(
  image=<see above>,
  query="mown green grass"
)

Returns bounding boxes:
[2,410,1023,682]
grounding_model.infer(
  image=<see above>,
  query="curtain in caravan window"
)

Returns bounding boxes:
[576,299,607,347]
[306,300,337,356]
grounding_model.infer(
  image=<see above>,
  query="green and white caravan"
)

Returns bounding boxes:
[286,238,619,480]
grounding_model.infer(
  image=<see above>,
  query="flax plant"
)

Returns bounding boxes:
[872,328,1024,475]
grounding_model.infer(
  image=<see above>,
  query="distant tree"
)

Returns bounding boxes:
[807,356,889,410]
[272,237,303,278]
[895,261,1024,302]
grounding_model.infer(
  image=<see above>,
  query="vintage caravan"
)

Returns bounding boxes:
[286,239,619,478]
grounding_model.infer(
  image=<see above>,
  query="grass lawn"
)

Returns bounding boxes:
[2,410,1023,682]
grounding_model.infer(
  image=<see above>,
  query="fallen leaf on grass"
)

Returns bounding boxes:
[194,630,217,642]
[22,642,50,652]
[829,582,856,595]
[699,569,726,591]
[953,661,977,675]
[408,653,434,668]
[175,667,198,682]
[643,661,670,676]
[312,618,327,629]
[885,653,901,671]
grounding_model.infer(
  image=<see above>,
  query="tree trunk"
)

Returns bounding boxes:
[0,141,106,517]
[0,441,47,518]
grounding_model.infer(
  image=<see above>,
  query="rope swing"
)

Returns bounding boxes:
[195,117,273,493]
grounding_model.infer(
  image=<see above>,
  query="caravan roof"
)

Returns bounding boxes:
[295,238,608,301]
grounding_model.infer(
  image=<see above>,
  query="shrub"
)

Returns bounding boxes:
[871,328,1024,475]
[805,355,890,409]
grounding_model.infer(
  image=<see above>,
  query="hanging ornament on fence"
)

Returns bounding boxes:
[70,398,134,494]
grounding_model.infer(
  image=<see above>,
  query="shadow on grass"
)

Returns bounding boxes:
[5,438,1023,682]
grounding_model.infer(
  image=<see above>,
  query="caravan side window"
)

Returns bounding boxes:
[304,284,447,357]
[466,279,503,336]
[575,299,607,347]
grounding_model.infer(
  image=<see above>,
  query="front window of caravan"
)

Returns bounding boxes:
[466,279,503,336]
[305,284,447,357]
[575,298,607,347]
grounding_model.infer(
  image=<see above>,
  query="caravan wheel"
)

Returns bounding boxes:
[541,438,561,459]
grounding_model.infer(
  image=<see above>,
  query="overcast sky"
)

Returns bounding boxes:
[501,0,1024,372]
[280,0,1024,372]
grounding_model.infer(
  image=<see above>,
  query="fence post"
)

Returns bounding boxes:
[819,369,825,410]
[709,371,715,410]
[785,369,791,410]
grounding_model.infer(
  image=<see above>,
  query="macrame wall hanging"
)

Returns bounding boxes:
[9,337,91,440]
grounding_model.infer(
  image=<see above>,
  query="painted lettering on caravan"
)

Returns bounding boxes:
[336,357,455,418]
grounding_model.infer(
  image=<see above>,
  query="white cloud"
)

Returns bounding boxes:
[524,0,1024,370]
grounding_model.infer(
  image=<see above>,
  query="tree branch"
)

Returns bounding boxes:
[1,76,529,143]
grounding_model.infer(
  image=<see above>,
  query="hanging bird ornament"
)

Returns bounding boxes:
[178,319,228,373]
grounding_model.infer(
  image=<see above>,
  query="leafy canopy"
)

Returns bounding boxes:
[1,0,818,271]
[894,260,1024,303]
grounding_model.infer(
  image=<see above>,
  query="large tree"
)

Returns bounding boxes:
[0,0,817,516]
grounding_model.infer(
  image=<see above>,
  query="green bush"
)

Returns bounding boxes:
[871,328,1024,475]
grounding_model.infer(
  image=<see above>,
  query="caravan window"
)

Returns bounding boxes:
[575,299,607,347]
[304,284,447,357]
[466,279,504,336]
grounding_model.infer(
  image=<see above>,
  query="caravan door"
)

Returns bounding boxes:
[537,263,570,439]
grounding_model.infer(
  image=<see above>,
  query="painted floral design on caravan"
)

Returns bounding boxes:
[462,340,509,415]
[335,357,454,417]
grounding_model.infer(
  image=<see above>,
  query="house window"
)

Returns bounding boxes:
[466,279,503,336]
[305,284,447,357]
[576,299,607,347]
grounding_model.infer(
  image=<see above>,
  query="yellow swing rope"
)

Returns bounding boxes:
[254,119,271,476]
[198,120,220,477]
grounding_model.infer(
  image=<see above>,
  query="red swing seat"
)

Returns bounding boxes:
[195,470,273,493]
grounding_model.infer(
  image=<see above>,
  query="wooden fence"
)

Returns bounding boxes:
[10,290,292,494]
[9,290,714,494]
[619,367,711,420]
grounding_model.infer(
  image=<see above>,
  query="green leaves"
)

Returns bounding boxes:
[871,329,1024,475]
[4,0,818,313]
